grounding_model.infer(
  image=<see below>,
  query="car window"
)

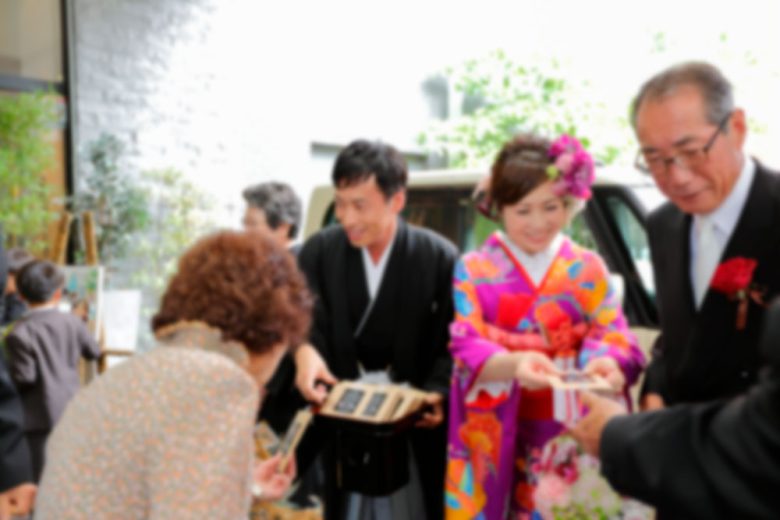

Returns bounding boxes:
[629,184,667,213]
[403,188,474,249]
[604,194,656,299]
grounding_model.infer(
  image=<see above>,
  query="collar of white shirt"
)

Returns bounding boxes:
[500,231,564,286]
[24,303,59,316]
[689,157,756,299]
[692,157,756,242]
[361,226,398,301]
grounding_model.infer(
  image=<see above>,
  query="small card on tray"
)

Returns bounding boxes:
[548,370,611,391]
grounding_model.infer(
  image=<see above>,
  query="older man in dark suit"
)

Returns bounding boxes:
[569,61,780,520]
[634,62,780,409]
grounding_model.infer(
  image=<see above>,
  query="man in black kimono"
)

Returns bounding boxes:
[294,139,457,520]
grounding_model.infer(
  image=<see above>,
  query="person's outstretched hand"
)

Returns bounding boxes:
[253,454,296,503]
[0,483,36,520]
[583,356,625,393]
[294,343,337,404]
[515,351,560,390]
[569,391,626,456]
[640,392,665,411]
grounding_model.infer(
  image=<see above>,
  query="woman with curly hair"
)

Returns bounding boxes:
[445,135,646,519]
[34,230,313,519]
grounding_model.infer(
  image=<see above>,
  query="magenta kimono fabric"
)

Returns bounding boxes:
[445,233,646,519]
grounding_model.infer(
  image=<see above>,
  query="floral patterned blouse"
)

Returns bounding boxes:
[34,324,260,519]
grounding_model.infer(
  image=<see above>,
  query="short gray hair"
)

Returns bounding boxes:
[242,181,302,239]
[630,61,734,129]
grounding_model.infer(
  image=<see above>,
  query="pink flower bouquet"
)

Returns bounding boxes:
[532,435,652,520]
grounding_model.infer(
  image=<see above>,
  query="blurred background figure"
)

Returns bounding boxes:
[243,180,323,510]
[242,181,303,255]
[1,248,35,327]
[0,241,36,520]
[5,260,101,481]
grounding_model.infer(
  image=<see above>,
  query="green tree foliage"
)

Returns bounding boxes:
[69,133,150,266]
[0,92,58,247]
[418,50,626,168]
[130,167,214,298]
[127,167,214,349]
[418,51,624,250]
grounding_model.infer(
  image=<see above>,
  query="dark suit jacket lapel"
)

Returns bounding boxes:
[698,164,776,313]
[670,164,777,398]
[650,202,699,400]
[676,212,696,313]
[659,209,696,338]
[345,245,369,335]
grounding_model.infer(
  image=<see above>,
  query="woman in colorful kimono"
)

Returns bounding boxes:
[445,134,646,519]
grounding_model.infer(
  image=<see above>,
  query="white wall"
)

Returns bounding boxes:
[70,0,446,233]
[71,0,780,230]
[72,0,303,229]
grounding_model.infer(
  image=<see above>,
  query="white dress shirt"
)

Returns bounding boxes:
[690,157,756,305]
[361,228,397,300]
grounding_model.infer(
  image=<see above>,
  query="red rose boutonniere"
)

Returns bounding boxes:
[710,257,766,330]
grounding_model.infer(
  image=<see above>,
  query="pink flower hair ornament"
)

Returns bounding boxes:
[546,135,595,201]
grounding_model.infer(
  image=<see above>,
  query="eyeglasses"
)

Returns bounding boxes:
[635,112,732,176]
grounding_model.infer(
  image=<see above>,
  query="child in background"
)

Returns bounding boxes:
[1,248,35,327]
[5,260,101,481]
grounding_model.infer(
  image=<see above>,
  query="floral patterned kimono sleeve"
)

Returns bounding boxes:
[449,257,507,394]
[446,254,523,520]
[575,251,646,387]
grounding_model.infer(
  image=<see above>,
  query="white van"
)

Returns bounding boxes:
[303,166,663,360]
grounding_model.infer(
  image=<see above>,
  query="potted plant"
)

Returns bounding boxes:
[0,91,59,250]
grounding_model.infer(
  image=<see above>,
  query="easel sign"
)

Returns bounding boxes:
[101,289,142,369]
[52,211,118,380]
[52,211,104,342]
[60,265,104,340]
